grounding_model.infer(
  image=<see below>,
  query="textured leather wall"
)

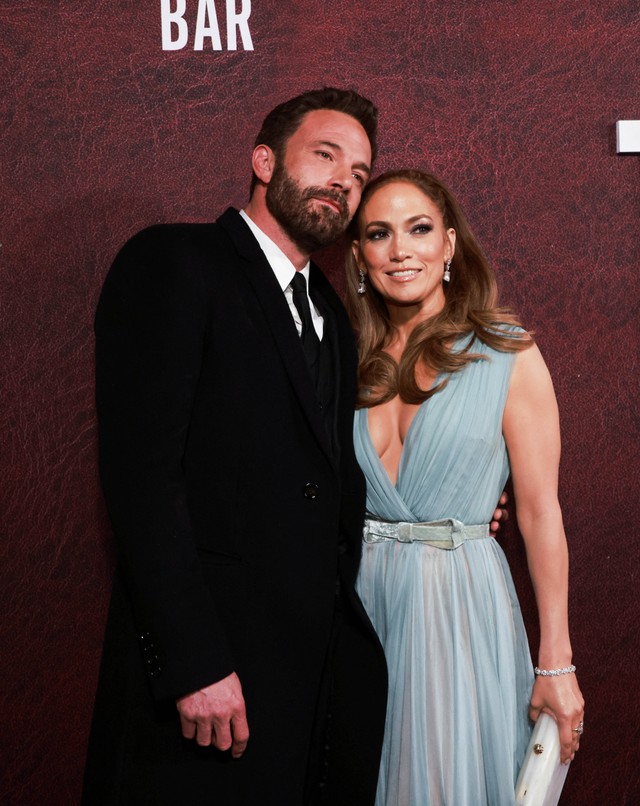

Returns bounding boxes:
[2,3,638,803]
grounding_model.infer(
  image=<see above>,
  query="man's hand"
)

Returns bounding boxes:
[490,491,509,536]
[176,672,249,757]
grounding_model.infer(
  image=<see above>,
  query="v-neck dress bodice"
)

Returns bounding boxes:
[355,333,534,806]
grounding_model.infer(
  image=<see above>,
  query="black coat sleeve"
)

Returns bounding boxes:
[95,225,235,701]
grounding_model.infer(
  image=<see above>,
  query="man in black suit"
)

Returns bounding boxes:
[83,88,388,805]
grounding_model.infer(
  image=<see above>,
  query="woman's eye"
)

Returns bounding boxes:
[413,224,433,234]
[367,230,388,241]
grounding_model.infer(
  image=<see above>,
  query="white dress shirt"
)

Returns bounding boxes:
[239,209,324,339]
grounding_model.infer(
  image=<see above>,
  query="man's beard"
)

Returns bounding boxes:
[265,162,350,255]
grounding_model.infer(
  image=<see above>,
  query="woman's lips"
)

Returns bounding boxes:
[386,269,421,279]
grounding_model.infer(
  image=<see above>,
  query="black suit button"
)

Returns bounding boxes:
[304,482,319,499]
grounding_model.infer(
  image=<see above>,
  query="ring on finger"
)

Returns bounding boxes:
[572,720,584,735]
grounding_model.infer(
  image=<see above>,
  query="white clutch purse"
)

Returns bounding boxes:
[515,713,570,806]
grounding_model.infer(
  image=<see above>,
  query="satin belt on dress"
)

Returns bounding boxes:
[363,517,490,549]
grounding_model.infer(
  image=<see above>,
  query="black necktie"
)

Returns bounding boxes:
[290,272,321,375]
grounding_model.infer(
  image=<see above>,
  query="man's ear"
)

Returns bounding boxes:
[251,145,276,185]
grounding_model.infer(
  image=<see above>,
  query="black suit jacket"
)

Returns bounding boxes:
[83,209,387,806]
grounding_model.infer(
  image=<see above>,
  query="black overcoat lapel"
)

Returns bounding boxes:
[217,208,336,467]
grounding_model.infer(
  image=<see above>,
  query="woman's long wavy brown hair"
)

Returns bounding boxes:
[345,169,533,408]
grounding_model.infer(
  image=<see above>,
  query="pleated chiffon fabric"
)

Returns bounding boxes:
[355,333,534,806]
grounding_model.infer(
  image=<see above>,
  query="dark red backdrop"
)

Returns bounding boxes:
[2,3,638,803]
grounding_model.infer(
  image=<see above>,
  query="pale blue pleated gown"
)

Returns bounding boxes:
[355,335,534,806]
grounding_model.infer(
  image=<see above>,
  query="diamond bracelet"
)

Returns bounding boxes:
[534,664,576,677]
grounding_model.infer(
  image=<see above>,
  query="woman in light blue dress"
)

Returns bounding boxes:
[345,170,584,805]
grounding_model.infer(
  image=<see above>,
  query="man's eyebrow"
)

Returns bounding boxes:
[312,140,371,176]
[353,161,372,177]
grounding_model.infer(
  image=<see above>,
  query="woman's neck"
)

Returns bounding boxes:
[385,300,444,354]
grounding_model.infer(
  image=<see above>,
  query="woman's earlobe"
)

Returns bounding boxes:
[352,241,364,269]
[446,229,457,260]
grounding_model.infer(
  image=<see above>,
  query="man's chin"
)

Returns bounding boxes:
[310,197,345,217]
[307,207,349,239]
[308,223,348,250]
[277,205,349,253]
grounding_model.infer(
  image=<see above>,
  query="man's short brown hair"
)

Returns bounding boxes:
[250,87,378,193]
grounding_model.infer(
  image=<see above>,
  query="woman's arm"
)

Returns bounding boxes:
[503,343,585,763]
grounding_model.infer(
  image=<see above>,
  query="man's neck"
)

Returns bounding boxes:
[243,191,310,271]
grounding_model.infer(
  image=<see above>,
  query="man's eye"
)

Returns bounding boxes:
[352,173,365,185]
[317,151,332,159]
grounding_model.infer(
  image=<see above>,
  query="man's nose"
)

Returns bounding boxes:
[329,168,353,193]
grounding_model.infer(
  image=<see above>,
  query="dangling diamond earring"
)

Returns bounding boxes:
[443,258,451,283]
[357,270,367,295]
